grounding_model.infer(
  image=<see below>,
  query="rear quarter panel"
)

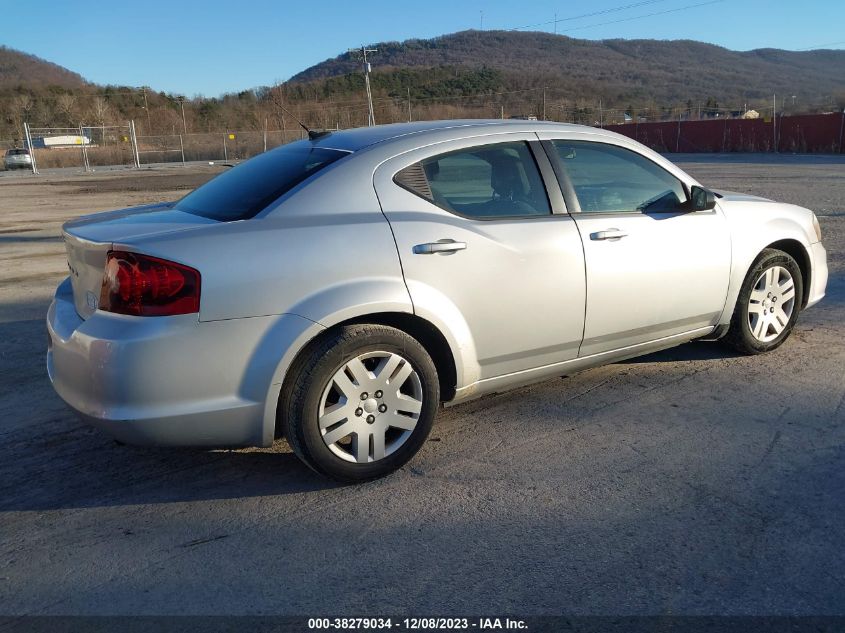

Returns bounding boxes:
[119,159,412,324]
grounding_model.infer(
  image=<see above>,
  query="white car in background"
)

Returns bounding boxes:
[3,148,32,170]
[47,120,827,481]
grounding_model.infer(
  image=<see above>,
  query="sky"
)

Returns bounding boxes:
[2,0,844,97]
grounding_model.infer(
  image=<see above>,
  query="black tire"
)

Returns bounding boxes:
[723,248,803,355]
[280,324,439,482]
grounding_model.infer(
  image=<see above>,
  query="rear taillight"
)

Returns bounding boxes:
[99,250,200,316]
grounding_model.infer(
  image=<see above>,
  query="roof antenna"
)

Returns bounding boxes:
[273,99,331,140]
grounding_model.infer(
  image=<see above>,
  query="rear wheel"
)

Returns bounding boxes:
[723,248,803,354]
[280,324,439,482]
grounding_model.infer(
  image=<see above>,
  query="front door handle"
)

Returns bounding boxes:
[590,228,628,241]
[413,240,467,255]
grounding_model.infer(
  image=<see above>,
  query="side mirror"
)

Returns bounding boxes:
[690,185,716,211]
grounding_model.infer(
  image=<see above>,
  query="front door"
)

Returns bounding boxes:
[541,138,731,357]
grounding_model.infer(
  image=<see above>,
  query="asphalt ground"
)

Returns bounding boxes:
[0,155,843,621]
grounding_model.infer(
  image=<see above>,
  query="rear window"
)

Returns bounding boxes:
[174,144,347,221]
[7,149,29,156]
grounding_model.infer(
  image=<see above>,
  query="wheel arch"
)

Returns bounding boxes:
[766,238,811,309]
[274,311,459,439]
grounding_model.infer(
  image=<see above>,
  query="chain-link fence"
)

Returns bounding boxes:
[9,110,845,175]
[11,122,311,173]
[20,123,138,172]
[134,130,306,166]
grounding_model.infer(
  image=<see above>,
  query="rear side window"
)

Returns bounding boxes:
[552,140,688,213]
[175,144,347,221]
[395,141,550,219]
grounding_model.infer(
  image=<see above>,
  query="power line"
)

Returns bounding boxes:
[509,0,668,31]
[798,40,845,51]
[557,0,726,35]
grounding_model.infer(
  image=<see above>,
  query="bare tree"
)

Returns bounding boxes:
[56,94,78,126]
[89,97,111,145]
[9,93,34,133]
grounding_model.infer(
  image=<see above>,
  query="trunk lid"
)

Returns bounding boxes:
[62,203,218,319]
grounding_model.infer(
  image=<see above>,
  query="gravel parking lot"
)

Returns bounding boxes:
[0,155,843,620]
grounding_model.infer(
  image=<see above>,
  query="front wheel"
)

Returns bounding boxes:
[280,324,439,482]
[723,248,803,354]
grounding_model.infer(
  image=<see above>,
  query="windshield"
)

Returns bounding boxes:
[174,144,348,221]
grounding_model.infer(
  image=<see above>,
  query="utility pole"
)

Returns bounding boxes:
[554,12,558,34]
[177,96,187,134]
[542,86,547,121]
[141,87,151,134]
[773,93,777,152]
[350,46,377,126]
[480,10,483,30]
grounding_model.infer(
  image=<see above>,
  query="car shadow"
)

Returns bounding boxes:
[621,340,744,364]
[0,298,345,513]
[3,266,842,513]
[0,428,346,512]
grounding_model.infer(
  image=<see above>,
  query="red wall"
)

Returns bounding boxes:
[603,113,845,153]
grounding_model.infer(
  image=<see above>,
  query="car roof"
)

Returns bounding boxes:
[310,119,612,152]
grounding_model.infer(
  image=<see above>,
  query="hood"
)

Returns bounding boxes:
[713,190,773,204]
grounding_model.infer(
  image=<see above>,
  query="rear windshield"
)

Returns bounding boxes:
[174,144,347,221]
[7,149,29,156]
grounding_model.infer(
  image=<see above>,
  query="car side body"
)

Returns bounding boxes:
[47,120,827,463]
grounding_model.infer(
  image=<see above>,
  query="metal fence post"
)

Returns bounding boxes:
[179,134,186,166]
[23,122,38,174]
[223,135,228,161]
[79,124,91,172]
[676,112,681,153]
[129,120,141,168]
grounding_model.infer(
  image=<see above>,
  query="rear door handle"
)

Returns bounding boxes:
[590,229,628,241]
[413,240,467,254]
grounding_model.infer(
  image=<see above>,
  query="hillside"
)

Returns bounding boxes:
[290,30,845,107]
[0,46,88,90]
[2,32,845,142]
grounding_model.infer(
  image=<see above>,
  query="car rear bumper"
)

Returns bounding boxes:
[4,159,32,169]
[806,241,827,309]
[47,277,318,447]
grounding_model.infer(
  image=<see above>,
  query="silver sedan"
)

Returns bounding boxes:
[47,120,828,481]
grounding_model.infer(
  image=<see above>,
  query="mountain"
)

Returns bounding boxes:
[0,46,88,90]
[289,31,845,107]
[2,33,844,141]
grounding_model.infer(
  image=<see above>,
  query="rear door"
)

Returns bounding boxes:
[539,136,731,356]
[374,134,586,382]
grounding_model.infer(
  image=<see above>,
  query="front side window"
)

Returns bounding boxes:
[552,141,688,213]
[396,141,551,219]
[174,144,347,221]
